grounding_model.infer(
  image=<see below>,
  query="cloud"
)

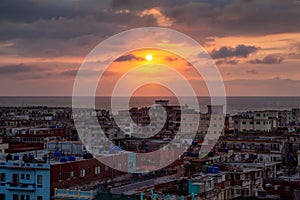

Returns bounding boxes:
[60,69,117,78]
[163,0,300,37]
[0,63,36,74]
[60,69,78,77]
[248,54,284,64]
[246,69,258,74]
[111,0,133,9]
[0,0,299,96]
[164,56,179,62]
[0,0,299,59]
[114,54,145,62]
[211,45,259,59]
[138,7,173,26]
[215,59,239,65]
[225,77,300,96]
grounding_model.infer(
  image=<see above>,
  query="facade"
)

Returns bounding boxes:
[227,167,263,198]
[198,113,225,136]
[0,137,8,156]
[219,136,286,162]
[180,110,200,134]
[264,176,300,199]
[233,118,276,132]
[0,161,50,200]
[279,110,293,126]
[188,172,232,200]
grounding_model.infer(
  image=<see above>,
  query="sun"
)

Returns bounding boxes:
[145,54,153,62]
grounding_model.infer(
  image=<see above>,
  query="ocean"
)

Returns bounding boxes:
[0,96,299,114]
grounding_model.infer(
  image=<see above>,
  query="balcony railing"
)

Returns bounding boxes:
[6,182,36,191]
[53,188,96,198]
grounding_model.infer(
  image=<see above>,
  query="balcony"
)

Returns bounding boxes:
[53,188,96,199]
[254,179,262,185]
[242,180,251,187]
[6,182,36,191]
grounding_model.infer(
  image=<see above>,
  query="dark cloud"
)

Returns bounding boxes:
[114,54,145,62]
[246,69,258,74]
[215,59,239,65]
[60,69,99,77]
[164,56,179,62]
[0,0,298,59]
[0,63,36,75]
[1,0,299,41]
[162,0,300,38]
[111,0,133,9]
[211,45,259,59]
[18,73,53,80]
[248,54,284,64]
[60,69,116,78]
[0,0,108,23]
[60,69,78,77]
[225,77,300,96]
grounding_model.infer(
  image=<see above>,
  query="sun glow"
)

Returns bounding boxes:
[146,54,153,62]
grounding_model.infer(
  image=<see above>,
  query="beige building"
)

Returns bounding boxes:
[233,118,276,132]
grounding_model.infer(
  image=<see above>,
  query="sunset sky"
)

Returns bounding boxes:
[0,0,300,96]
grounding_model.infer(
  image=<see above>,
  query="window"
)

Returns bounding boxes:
[284,186,290,192]
[66,172,71,179]
[21,174,24,179]
[13,194,18,200]
[37,175,42,185]
[58,173,62,180]
[26,174,30,180]
[26,195,30,200]
[12,174,19,184]
[37,196,43,200]
[80,169,85,177]
[0,173,5,182]
[231,189,234,196]
[95,166,101,175]
[20,195,25,200]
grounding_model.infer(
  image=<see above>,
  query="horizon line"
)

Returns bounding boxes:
[1,95,300,98]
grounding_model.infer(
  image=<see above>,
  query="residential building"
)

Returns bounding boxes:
[0,161,50,200]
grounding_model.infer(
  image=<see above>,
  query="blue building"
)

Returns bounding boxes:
[0,161,50,200]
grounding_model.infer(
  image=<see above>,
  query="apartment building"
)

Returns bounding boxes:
[0,161,50,200]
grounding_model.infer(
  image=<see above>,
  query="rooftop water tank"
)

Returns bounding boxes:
[213,164,219,168]
[68,156,76,161]
[213,166,219,173]
[54,150,62,157]
[60,156,68,162]
[83,153,93,159]
[207,166,213,173]
[201,165,208,173]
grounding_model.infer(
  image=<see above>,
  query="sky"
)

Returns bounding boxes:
[0,0,300,96]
